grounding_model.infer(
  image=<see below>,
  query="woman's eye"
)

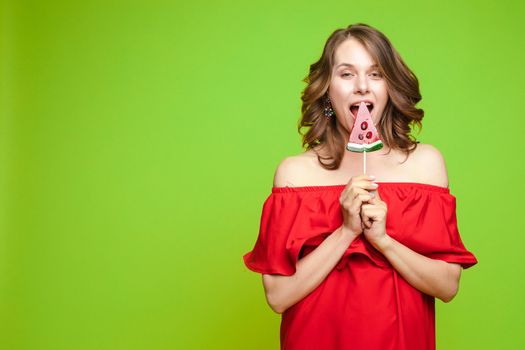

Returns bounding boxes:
[341,72,353,77]
[370,72,383,78]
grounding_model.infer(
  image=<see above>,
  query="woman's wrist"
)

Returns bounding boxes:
[371,233,393,253]
[339,225,360,243]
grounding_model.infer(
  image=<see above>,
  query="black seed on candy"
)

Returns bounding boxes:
[361,121,368,130]
[358,134,364,140]
[366,131,372,139]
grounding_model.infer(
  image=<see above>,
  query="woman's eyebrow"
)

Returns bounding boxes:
[335,63,379,69]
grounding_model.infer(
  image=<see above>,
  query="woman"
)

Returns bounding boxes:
[243,23,477,350]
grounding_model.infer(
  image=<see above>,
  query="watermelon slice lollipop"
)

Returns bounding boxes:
[346,101,383,152]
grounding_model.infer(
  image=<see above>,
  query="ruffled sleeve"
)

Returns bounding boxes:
[380,183,478,269]
[243,186,343,276]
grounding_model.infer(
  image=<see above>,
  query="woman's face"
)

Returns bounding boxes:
[328,38,388,133]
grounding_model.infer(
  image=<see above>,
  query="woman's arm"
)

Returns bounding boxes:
[361,144,462,302]
[371,235,462,302]
[262,226,357,314]
[265,156,376,313]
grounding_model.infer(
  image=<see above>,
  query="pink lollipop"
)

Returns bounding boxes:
[346,101,383,173]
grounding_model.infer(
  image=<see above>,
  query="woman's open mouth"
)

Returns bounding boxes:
[350,102,374,119]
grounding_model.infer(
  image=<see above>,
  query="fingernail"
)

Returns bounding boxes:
[368,175,376,180]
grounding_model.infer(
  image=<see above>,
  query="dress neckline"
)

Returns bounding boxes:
[272,182,450,194]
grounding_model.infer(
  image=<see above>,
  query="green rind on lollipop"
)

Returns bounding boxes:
[346,140,383,153]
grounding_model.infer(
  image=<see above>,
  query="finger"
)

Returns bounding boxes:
[341,183,366,198]
[346,193,374,213]
[352,178,379,192]
[353,174,376,181]
[350,187,371,199]
[361,215,372,229]
[357,193,374,204]
[373,187,382,202]
[361,206,386,222]
[356,181,379,192]
[367,188,384,205]
[344,182,377,200]
[368,189,377,203]
[358,174,376,181]
[368,195,387,211]
[339,185,354,204]
[340,187,369,205]
[360,203,375,218]
[360,208,373,229]
[345,174,377,190]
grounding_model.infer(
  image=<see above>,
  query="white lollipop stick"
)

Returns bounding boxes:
[363,150,366,174]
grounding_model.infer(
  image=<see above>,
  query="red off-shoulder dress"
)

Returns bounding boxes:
[243,182,477,350]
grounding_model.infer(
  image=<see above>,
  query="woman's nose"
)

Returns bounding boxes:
[354,74,370,94]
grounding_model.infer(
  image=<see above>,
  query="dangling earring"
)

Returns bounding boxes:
[323,94,335,119]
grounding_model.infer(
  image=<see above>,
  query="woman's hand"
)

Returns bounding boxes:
[339,175,378,238]
[360,187,388,248]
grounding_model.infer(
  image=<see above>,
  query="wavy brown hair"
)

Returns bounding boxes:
[299,23,423,170]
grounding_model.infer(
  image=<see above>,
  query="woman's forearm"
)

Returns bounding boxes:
[373,234,462,302]
[262,226,357,314]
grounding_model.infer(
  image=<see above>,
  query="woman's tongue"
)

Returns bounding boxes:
[350,106,359,118]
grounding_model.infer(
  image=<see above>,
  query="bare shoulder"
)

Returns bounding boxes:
[408,143,449,188]
[273,149,320,187]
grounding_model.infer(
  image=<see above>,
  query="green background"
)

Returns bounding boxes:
[1,0,524,349]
